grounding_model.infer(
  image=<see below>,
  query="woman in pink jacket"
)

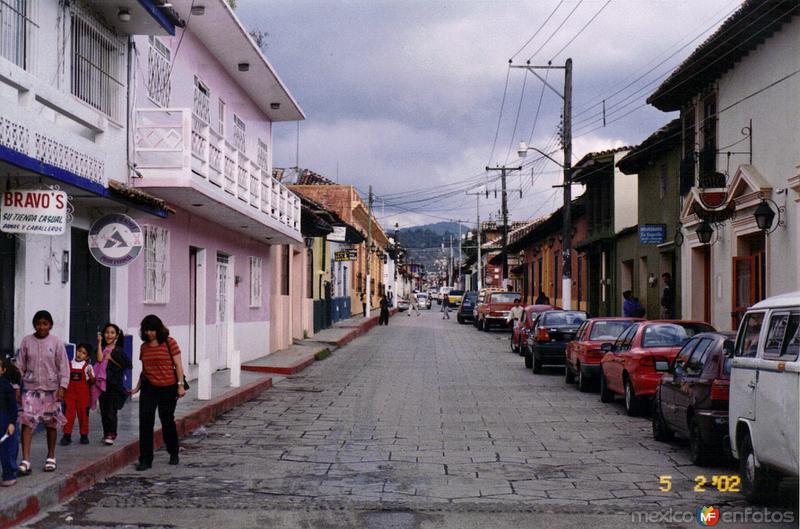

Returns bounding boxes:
[16,310,70,475]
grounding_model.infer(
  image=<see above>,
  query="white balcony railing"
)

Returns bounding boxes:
[133,108,300,234]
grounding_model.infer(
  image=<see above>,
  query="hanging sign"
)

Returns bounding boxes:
[88,214,144,267]
[1,190,68,235]
[328,226,347,242]
[334,249,358,261]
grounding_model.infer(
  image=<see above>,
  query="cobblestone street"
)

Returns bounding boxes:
[27,310,797,529]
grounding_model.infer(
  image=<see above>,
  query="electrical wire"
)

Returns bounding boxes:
[504,69,529,164]
[487,67,511,166]
[525,0,583,62]
[549,0,612,62]
[509,0,565,61]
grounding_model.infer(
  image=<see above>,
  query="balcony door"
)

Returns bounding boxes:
[732,236,765,330]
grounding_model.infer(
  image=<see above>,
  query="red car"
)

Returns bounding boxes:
[599,320,715,416]
[475,292,522,331]
[564,317,642,392]
[510,304,561,354]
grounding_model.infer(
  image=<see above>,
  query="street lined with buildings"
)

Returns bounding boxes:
[23,311,797,528]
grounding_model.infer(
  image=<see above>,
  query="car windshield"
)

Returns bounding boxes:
[463,292,477,302]
[417,294,427,300]
[589,320,636,341]
[491,293,520,303]
[642,323,713,347]
[542,311,586,327]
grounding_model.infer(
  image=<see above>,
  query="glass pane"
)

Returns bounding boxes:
[781,313,799,360]
[542,312,587,327]
[735,259,752,308]
[642,324,690,348]
[735,312,764,357]
[764,313,788,357]
[590,320,636,341]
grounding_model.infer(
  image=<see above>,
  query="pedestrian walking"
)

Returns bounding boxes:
[534,291,550,305]
[131,315,186,471]
[442,295,451,319]
[408,294,420,316]
[60,343,94,446]
[92,323,132,446]
[660,273,674,319]
[16,310,69,475]
[0,354,21,487]
[506,298,524,326]
[379,294,390,326]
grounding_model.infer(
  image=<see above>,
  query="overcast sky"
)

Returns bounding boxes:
[236,0,741,229]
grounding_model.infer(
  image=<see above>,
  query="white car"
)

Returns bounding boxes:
[729,291,799,503]
[416,293,431,309]
[396,298,410,311]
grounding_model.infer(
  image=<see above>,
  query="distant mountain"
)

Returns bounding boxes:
[397,222,468,249]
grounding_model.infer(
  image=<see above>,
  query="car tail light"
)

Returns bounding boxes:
[711,379,729,402]
[536,328,550,343]
[639,356,654,367]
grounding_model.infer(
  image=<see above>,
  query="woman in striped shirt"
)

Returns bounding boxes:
[131,314,186,471]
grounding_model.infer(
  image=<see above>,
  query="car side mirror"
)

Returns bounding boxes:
[600,343,614,353]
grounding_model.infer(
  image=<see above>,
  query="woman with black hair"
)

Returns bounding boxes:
[92,323,132,446]
[131,315,186,471]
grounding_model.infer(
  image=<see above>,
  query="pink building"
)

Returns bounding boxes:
[128,0,306,384]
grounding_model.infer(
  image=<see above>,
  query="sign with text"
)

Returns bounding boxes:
[334,248,358,261]
[1,190,68,235]
[88,214,143,267]
[328,226,347,242]
[639,224,667,244]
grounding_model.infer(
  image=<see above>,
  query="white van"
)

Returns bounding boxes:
[729,291,799,503]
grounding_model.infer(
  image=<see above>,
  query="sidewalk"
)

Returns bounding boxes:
[0,309,393,528]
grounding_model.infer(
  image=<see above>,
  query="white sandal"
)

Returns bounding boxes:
[18,460,31,476]
[43,458,56,472]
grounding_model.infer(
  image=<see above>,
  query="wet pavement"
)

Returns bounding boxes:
[23,309,798,528]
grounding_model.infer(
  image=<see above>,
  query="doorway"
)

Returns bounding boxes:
[732,234,766,330]
[215,253,232,370]
[0,235,15,357]
[70,228,110,347]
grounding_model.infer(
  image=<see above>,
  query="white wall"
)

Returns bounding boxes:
[613,150,637,232]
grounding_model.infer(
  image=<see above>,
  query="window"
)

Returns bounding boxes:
[673,338,699,373]
[281,244,290,296]
[685,338,713,376]
[70,6,125,122]
[217,98,225,135]
[233,114,246,153]
[192,76,210,124]
[642,323,690,348]
[0,0,36,70]
[615,324,638,352]
[257,139,269,170]
[575,321,588,341]
[735,312,764,358]
[542,311,586,327]
[763,311,800,361]
[590,320,636,341]
[700,92,717,176]
[306,248,313,299]
[576,254,582,303]
[553,251,559,300]
[659,164,667,200]
[143,226,169,303]
[249,256,262,307]
[146,36,170,107]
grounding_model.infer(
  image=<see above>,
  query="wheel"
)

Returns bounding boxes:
[599,372,614,403]
[532,354,543,374]
[457,315,464,324]
[524,346,533,369]
[624,379,644,416]
[739,431,778,503]
[651,397,674,442]
[483,319,490,332]
[564,365,575,384]
[689,417,711,466]
[577,366,591,393]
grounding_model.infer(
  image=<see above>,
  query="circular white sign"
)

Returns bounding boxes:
[88,214,144,267]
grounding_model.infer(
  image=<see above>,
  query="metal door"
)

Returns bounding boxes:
[0,235,15,357]
[70,228,110,348]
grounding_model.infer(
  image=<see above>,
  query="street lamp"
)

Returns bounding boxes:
[696,221,714,245]
[517,142,565,167]
[753,200,776,231]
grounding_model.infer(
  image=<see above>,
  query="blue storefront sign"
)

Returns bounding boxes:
[639,224,667,244]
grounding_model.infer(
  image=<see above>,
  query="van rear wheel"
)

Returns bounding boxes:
[739,432,778,504]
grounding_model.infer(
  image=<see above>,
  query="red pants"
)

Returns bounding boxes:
[64,383,90,435]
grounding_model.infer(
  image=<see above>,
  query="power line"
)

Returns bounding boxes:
[509,0,565,61]
[525,0,583,62]
[504,69,529,164]
[487,67,511,166]
[549,0,612,61]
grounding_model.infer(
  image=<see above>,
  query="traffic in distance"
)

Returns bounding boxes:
[400,287,799,505]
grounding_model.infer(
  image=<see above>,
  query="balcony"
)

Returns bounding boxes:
[133,108,301,243]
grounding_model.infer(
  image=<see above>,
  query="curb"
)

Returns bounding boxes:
[242,354,316,375]
[1,376,273,529]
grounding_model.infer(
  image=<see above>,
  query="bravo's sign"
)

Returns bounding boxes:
[1,190,69,235]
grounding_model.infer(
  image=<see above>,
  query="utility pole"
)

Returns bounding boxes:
[457,220,462,290]
[465,190,484,290]
[513,58,573,309]
[449,234,453,287]
[485,165,521,287]
[366,185,373,318]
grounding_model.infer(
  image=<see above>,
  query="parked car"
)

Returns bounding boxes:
[729,292,799,503]
[472,288,504,327]
[396,298,409,311]
[565,317,642,391]
[525,310,588,373]
[457,291,478,324]
[511,304,561,354]
[475,291,522,331]
[447,290,465,306]
[416,292,431,309]
[652,331,735,466]
[599,320,715,416]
